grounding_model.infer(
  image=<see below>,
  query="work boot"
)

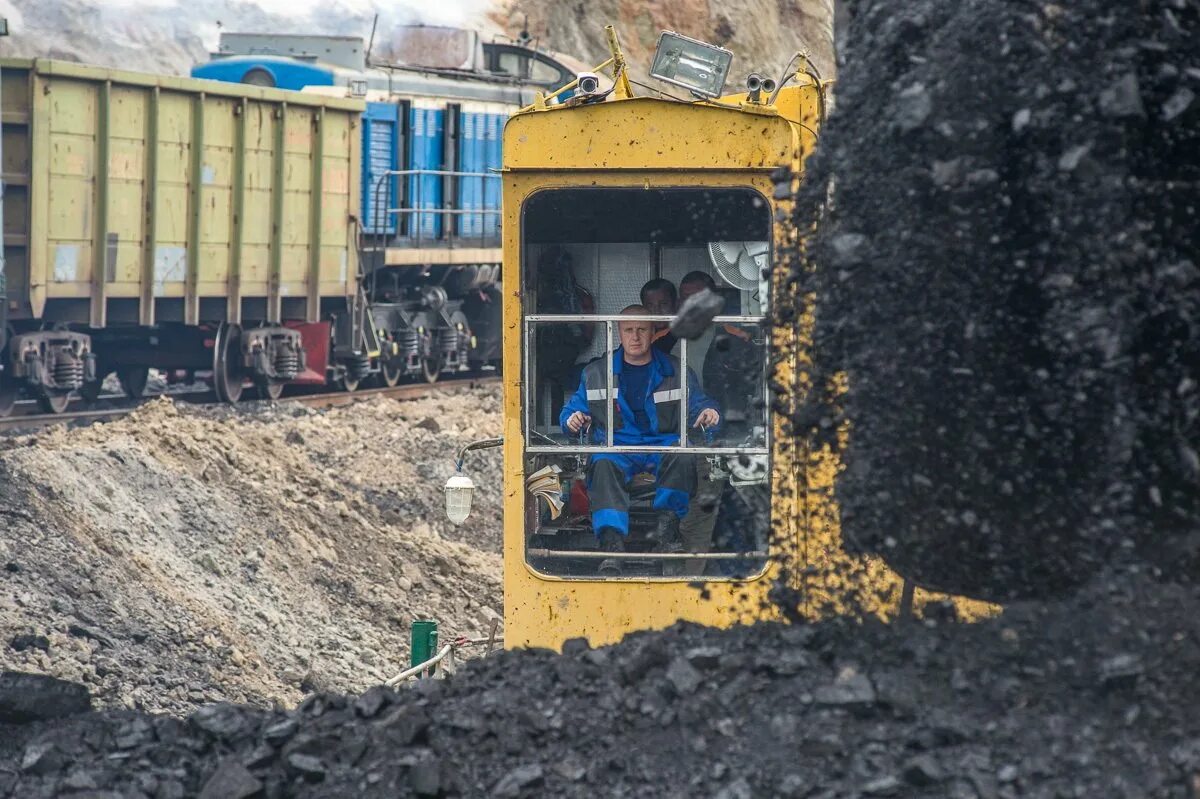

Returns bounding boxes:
[651,512,682,548]
[597,528,625,576]
[652,512,684,576]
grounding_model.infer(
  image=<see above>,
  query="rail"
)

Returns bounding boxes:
[0,376,500,433]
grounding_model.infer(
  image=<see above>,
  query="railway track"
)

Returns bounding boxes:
[0,374,500,433]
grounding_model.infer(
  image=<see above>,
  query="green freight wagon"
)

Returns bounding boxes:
[0,58,369,413]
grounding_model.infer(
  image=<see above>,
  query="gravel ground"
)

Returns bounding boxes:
[0,387,503,715]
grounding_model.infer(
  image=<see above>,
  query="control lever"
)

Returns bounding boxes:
[700,423,728,482]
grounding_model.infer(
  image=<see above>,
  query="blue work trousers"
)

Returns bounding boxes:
[586,452,697,537]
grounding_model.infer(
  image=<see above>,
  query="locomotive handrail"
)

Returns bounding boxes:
[524,445,768,455]
[384,208,502,216]
[380,169,503,178]
[524,314,765,323]
[527,549,767,560]
[367,168,502,249]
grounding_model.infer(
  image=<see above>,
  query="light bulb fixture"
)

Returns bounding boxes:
[444,472,475,525]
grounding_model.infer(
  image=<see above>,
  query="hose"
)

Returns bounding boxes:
[383,633,504,686]
[385,644,453,686]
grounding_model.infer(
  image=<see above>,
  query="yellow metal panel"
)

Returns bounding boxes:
[108,89,149,289]
[317,110,353,300]
[345,109,360,300]
[283,106,315,154]
[278,107,314,297]
[46,79,96,136]
[500,100,995,652]
[46,179,91,241]
[279,244,310,288]
[503,97,794,172]
[138,87,159,324]
[198,101,234,288]
[500,172,788,651]
[29,72,52,316]
[152,92,193,303]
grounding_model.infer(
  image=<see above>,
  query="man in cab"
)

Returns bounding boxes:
[559,304,721,574]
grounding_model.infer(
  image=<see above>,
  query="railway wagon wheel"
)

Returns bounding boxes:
[37,390,71,414]
[212,323,246,404]
[381,359,403,387]
[256,379,286,401]
[421,353,441,384]
[0,381,16,417]
[118,367,150,399]
[78,374,105,404]
[0,329,17,416]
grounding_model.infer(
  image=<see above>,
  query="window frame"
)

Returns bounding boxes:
[518,186,775,581]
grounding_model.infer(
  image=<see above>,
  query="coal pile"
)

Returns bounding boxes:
[2,575,1198,798]
[790,0,1200,599]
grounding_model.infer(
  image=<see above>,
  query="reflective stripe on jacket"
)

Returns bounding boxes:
[559,346,719,446]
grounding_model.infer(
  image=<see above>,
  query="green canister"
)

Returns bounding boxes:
[410,620,439,676]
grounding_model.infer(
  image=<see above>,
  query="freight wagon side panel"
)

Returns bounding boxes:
[278,104,316,311]
[196,96,237,301]
[1,57,365,328]
[238,100,279,303]
[43,77,97,306]
[149,90,195,313]
[317,110,355,300]
[1,63,33,322]
[105,86,150,296]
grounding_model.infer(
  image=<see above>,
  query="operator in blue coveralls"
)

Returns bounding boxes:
[560,304,721,574]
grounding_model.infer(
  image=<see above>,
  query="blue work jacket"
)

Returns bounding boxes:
[559,346,720,446]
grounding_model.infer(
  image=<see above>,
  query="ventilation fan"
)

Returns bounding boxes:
[707,241,768,290]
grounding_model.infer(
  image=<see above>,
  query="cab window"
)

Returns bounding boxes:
[521,188,772,580]
[529,57,564,84]
[495,50,529,79]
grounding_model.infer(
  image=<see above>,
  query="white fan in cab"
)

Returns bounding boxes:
[707,240,769,314]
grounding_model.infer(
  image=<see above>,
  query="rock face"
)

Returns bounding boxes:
[0,0,491,76]
[491,0,837,83]
[791,0,1200,600]
[1,575,1198,797]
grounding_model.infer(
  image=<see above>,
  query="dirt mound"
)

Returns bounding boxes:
[2,573,1197,797]
[0,387,503,715]
[790,0,1200,600]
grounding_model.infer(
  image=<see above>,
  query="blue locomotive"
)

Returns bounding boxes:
[192,27,582,384]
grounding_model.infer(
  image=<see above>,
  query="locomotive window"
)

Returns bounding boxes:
[529,58,563,84]
[496,51,530,80]
[521,188,773,580]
